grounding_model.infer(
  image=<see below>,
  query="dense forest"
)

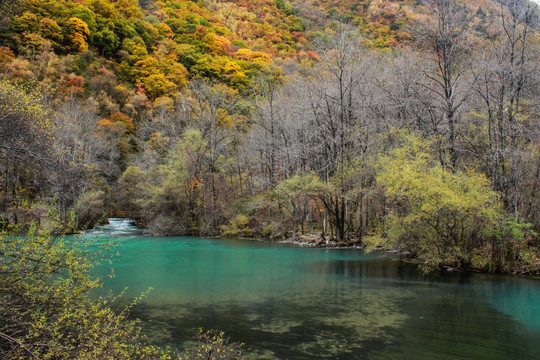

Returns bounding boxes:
[1,0,540,358]
[1,0,539,271]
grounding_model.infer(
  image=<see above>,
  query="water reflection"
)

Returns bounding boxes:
[89,227,540,360]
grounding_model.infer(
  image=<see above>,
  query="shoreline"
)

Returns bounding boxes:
[275,232,363,248]
[102,219,540,279]
[254,233,540,279]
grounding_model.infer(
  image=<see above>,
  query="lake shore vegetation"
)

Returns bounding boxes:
[0,219,170,359]
[0,0,539,276]
[0,216,249,359]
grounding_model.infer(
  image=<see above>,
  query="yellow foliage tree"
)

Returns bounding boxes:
[66,17,90,53]
[235,48,253,60]
[139,73,176,99]
[222,61,249,88]
[202,33,232,56]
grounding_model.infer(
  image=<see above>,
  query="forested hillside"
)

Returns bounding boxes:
[1,0,540,358]
[1,0,539,273]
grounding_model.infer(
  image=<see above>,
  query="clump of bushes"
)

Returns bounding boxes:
[0,222,169,359]
[220,214,254,237]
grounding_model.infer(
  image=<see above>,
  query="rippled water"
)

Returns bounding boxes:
[87,219,540,359]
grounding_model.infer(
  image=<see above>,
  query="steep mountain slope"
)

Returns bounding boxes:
[0,0,307,103]
[1,0,530,103]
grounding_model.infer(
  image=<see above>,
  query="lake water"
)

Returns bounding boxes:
[88,219,540,359]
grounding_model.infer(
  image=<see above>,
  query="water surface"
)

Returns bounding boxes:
[88,219,540,359]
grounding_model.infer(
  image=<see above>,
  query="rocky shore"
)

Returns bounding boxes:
[277,233,363,248]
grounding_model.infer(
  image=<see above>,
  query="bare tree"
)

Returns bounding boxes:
[250,77,284,190]
[0,81,55,223]
[413,0,472,170]
[249,75,305,190]
[187,80,241,231]
[472,0,540,217]
[51,99,107,226]
[292,23,375,241]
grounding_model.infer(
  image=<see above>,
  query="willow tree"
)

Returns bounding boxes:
[376,133,500,269]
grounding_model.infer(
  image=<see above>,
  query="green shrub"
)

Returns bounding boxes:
[376,134,500,269]
[0,223,169,359]
[220,214,253,237]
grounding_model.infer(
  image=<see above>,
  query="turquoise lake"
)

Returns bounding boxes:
[89,219,540,359]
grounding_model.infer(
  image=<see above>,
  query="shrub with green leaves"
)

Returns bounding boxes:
[220,214,253,237]
[0,223,169,359]
[375,134,500,269]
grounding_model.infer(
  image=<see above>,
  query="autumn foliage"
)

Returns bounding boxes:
[0,0,538,268]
